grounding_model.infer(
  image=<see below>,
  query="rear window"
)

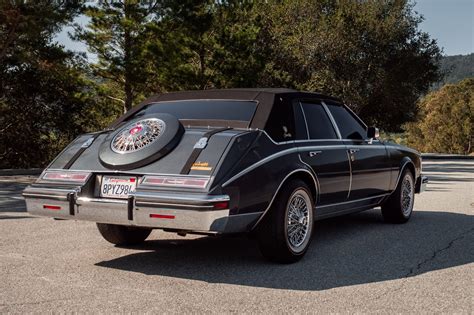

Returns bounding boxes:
[132,100,257,126]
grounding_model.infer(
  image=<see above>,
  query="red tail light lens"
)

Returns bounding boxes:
[43,204,61,210]
[149,214,175,219]
[213,201,229,210]
[40,171,91,183]
[141,176,210,189]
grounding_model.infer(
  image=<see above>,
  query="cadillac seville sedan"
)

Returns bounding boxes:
[23,89,427,263]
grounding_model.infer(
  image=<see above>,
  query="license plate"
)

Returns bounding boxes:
[100,176,137,199]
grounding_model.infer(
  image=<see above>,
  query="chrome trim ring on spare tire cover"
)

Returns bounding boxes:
[111,118,166,154]
[99,114,184,170]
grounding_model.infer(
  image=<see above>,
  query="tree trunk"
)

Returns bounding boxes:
[123,1,133,113]
[199,44,206,90]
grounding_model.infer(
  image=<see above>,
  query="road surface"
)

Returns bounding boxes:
[0,160,472,313]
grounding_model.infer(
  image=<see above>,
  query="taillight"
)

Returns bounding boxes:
[213,201,229,210]
[43,204,61,210]
[40,171,91,184]
[141,176,209,189]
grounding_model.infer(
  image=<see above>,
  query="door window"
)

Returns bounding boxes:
[326,102,367,140]
[301,102,338,140]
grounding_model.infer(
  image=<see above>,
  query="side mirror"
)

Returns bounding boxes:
[367,127,379,140]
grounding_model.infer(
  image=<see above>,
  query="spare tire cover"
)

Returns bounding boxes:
[99,113,184,170]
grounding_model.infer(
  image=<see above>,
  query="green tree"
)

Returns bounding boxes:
[253,0,442,131]
[74,0,172,112]
[0,0,90,168]
[146,0,263,91]
[405,78,473,154]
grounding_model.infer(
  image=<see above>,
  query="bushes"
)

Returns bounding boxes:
[405,78,473,154]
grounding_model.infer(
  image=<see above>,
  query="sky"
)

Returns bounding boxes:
[414,0,473,55]
[56,0,474,57]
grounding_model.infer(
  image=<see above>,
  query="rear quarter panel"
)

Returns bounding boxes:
[214,132,313,217]
[385,142,422,190]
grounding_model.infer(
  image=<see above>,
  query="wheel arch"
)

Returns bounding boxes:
[251,168,319,231]
[401,157,416,177]
[393,157,416,193]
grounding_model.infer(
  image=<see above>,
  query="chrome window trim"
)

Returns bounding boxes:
[346,144,386,149]
[259,129,344,146]
[297,145,346,151]
[298,101,310,140]
[321,101,343,139]
[342,103,368,129]
[346,150,352,199]
[251,168,319,230]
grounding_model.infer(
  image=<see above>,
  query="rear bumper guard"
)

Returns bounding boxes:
[23,186,231,233]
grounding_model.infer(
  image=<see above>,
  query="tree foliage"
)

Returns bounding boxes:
[0,0,87,168]
[254,0,442,131]
[1,0,446,168]
[73,0,168,112]
[405,78,473,154]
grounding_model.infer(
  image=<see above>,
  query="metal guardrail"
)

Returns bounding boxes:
[421,154,474,160]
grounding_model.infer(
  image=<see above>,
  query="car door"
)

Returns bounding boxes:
[324,101,391,200]
[296,101,351,207]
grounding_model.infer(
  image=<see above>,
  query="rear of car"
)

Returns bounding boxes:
[23,98,260,234]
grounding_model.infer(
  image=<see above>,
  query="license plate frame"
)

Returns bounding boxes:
[100,176,137,199]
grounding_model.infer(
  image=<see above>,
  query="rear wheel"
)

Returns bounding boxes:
[96,223,152,245]
[381,169,415,223]
[257,180,314,263]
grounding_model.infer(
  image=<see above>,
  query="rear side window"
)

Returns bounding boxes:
[264,98,295,142]
[301,102,338,139]
[326,103,366,140]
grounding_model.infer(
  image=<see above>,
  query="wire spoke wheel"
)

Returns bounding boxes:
[401,174,414,216]
[285,189,311,253]
[112,118,166,154]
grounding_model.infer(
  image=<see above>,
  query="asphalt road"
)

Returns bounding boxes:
[0,160,472,313]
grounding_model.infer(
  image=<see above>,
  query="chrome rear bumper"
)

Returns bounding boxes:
[415,175,428,193]
[23,185,243,233]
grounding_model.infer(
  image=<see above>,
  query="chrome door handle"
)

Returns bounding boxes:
[349,148,360,154]
[308,151,322,157]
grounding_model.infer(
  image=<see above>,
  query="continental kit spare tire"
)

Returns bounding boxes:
[99,113,184,170]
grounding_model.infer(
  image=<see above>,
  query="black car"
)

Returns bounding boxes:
[23,89,427,263]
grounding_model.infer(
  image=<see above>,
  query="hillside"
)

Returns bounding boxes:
[434,53,474,89]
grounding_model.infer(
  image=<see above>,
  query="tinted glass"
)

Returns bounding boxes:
[326,103,366,140]
[264,97,295,142]
[301,103,338,139]
[134,100,257,122]
[293,102,309,140]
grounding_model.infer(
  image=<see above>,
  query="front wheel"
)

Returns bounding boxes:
[256,179,314,263]
[381,169,415,223]
[96,223,152,245]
